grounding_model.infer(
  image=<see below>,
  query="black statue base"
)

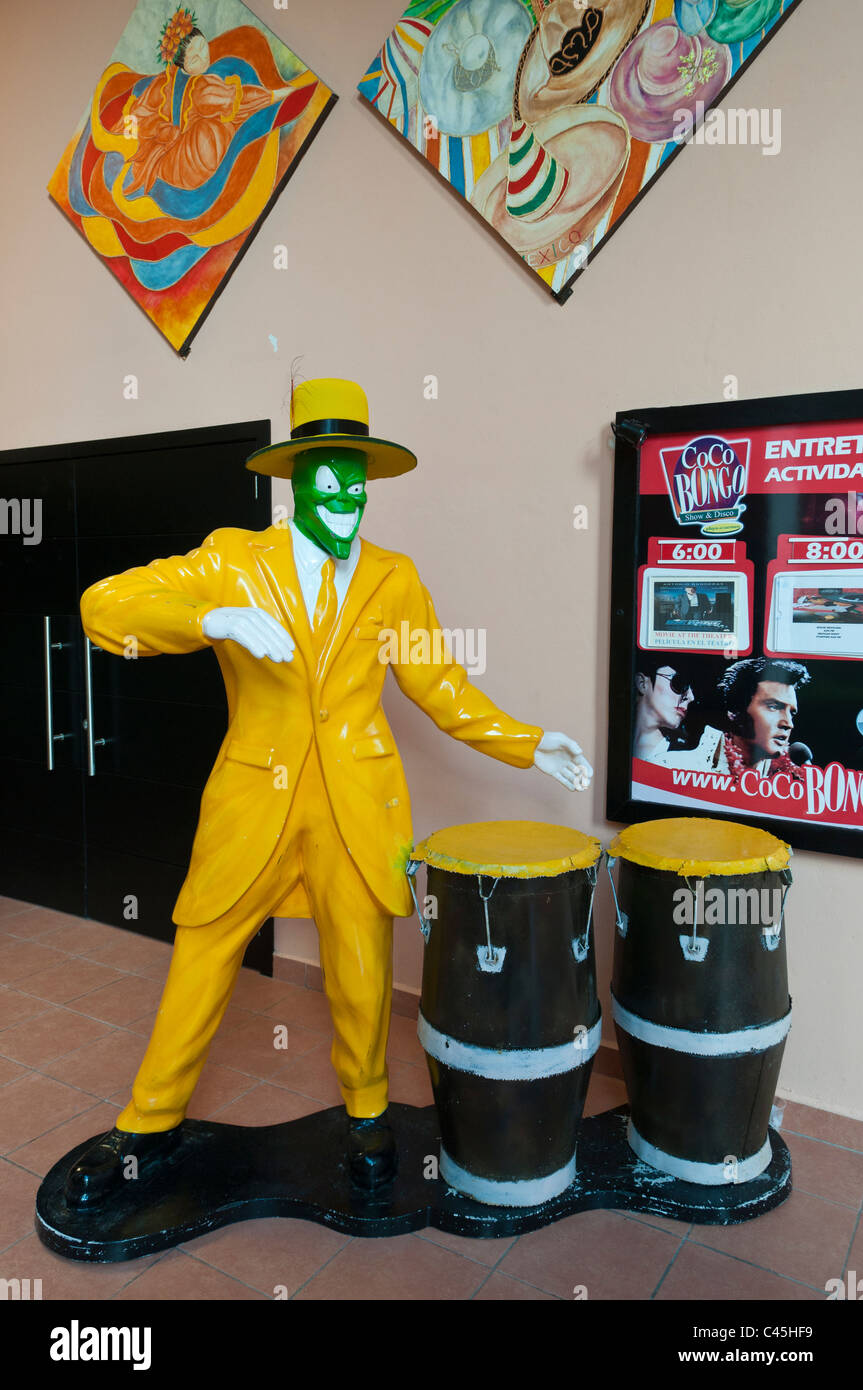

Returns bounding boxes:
[35,1104,791,1263]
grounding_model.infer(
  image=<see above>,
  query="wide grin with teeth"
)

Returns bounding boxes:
[316,505,359,539]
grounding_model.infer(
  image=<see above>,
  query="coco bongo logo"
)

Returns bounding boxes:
[738,763,863,818]
[660,435,751,536]
[670,761,863,825]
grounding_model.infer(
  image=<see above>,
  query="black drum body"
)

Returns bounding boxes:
[611,858,792,1186]
[419,864,600,1207]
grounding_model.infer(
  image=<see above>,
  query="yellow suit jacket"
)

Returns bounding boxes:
[80,526,543,926]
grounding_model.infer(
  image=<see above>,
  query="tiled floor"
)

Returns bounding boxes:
[1,896,861,1301]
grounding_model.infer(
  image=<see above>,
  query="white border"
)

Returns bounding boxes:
[628,1121,772,1186]
[418,1012,602,1079]
[440,1146,577,1207]
[612,994,791,1057]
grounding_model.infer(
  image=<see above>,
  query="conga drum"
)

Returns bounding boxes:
[407,821,602,1207]
[608,817,792,1186]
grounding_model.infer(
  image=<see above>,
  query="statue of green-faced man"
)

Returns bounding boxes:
[67,378,593,1210]
[291,448,368,559]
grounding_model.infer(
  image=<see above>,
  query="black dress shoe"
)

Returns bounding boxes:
[64,1126,182,1208]
[347,1112,397,1190]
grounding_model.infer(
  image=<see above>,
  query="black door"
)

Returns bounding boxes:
[0,457,85,914]
[0,421,274,974]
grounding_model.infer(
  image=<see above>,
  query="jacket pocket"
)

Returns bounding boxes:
[355,610,384,640]
[352,733,394,760]
[225,739,276,770]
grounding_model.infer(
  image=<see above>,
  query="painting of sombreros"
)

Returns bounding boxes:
[515,0,650,123]
[471,104,630,270]
[420,0,534,136]
[359,0,801,301]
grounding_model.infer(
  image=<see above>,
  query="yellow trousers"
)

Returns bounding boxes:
[117,747,394,1132]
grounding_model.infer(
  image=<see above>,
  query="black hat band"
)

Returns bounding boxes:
[291,418,371,442]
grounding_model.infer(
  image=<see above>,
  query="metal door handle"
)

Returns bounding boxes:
[43,616,74,771]
[83,638,107,776]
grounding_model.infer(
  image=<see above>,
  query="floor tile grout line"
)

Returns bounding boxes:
[839,1205,862,1278]
[105,1246,180,1299]
[4,984,351,1055]
[5,943,304,1001]
[0,1003,62,1034]
[0,1230,39,1261]
[780,1127,863,1158]
[412,1228,517,1273]
[2,1061,128,1104]
[0,1078,119,1156]
[3,955,149,988]
[468,1233,523,1300]
[4,1138,114,1174]
[472,1263,567,1300]
[2,1147,84,1180]
[194,1078,281,1122]
[11,991,168,1028]
[784,1183,863,1212]
[2,951,400,1024]
[623,1213,693,1238]
[681,1235,837,1294]
[288,1234,357,1300]
[649,1233,688,1300]
[161,1242,287,1299]
[0,1022,132,1077]
[0,1030,348,1099]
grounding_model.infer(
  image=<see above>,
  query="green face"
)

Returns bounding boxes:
[291,449,368,559]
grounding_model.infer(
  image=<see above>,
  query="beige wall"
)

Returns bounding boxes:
[3,0,860,1118]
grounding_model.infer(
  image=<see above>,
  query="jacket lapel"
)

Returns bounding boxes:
[319,542,396,685]
[248,531,396,686]
[249,528,314,675]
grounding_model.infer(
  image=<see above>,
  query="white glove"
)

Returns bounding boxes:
[534,732,593,792]
[202,607,295,663]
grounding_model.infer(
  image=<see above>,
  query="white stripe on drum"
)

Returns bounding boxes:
[628,1121,773,1186]
[611,994,791,1057]
[417,1012,601,1079]
[440,1146,577,1207]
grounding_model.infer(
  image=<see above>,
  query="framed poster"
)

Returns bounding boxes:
[607,387,863,858]
[358,0,805,303]
[47,2,337,356]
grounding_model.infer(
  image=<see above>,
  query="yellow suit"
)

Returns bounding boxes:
[80,524,543,1125]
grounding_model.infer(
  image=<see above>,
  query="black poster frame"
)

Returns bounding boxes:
[607,385,863,859]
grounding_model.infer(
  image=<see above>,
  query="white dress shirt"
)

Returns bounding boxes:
[288,519,361,625]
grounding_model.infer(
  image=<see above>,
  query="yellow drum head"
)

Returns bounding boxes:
[609,817,790,877]
[411,821,601,878]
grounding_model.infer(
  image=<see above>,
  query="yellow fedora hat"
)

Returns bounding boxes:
[246,378,418,480]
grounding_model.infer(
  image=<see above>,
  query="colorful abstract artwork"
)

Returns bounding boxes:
[48,2,336,354]
[359,0,803,301]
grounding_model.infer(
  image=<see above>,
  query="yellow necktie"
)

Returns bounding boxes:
[312,557,337,657]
